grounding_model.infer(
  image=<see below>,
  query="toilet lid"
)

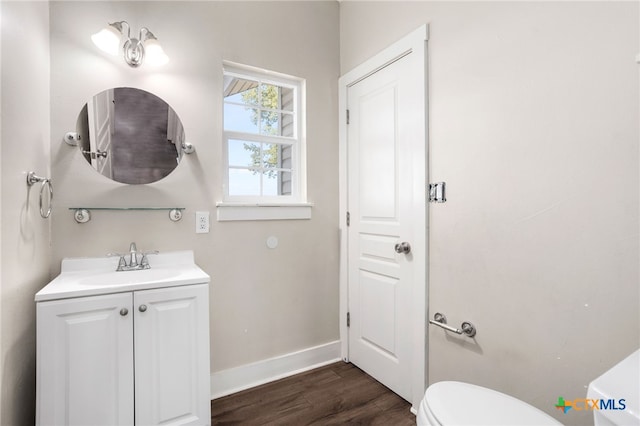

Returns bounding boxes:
[425,381,561,425]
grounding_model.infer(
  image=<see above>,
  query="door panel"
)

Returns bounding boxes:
[134,284,210,426]
[360,271,398,354]
[359,85,397,218]
[36,293,134,426]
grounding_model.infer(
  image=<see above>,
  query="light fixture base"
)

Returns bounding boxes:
[93,21,169,68]
[123,38,144,68]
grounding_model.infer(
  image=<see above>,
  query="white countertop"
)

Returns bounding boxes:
[35,250,210,302]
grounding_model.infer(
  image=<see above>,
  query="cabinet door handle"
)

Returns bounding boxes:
[139,304,147,312]
[120,308,129,316]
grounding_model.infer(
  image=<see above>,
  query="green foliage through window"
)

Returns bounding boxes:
[240,84,280,136]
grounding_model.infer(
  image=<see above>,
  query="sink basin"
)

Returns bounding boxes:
[35,250,210,302]
[75,268,183,287]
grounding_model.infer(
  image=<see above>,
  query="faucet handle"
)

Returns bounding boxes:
[129,242,137,252]
[107,253,128,270]
[107,252,126,263]
[117,257,127,271]
[139,250,159,269]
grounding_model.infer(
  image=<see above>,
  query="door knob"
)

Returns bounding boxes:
[119,308,129,316]
[139,304,147,312]
[82,149,108,159]
[394,242,411,254]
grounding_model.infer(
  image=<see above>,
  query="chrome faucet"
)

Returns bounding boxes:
[108,242,158,271]
[129,242,139,268]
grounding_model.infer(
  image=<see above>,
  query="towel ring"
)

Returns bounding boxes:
[27,171,53,219]
[39,180,53,218]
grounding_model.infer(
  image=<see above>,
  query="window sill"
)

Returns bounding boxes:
[216,202,313,221]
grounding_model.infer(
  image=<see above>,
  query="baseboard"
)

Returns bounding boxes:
[210,340,342,400]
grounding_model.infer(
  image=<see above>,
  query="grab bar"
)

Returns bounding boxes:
[26,171,53,218]
[429,312,476,338]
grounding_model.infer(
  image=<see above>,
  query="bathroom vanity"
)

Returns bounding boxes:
[35,250,211,426]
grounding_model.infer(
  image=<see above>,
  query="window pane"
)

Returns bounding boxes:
[260,110,280,135]
[281,144,293,169]
[280,112,294,137]
[228,139,258,167]
[264,170,292,196]
[228,168,260,196]
[262,144,280,169]
[258,112,294,137]
[259,84,279,109]
[263,171,278,196]
[224,104,258,134]
[279,171,292,196]
[224,77,259,105]
[280,86,294,112]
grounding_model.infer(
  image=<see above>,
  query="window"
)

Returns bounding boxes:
[222,63,306,207]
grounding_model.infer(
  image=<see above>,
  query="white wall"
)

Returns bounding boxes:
[341,2,639,425]
[0,1,51,424]
[49,0,340,381]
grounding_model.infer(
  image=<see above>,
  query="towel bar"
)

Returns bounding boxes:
[429,312,476,338]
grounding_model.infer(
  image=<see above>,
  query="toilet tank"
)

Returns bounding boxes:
[586,349,639,426]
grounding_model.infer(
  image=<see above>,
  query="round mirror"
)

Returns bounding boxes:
[76,87,186,184]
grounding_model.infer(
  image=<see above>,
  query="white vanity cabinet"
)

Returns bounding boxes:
[35,251,211,426]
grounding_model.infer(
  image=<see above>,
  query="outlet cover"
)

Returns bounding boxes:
[195,211,210,234]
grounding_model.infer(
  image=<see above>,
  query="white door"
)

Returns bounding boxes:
[342,26,428,406]
[167,108,185,161]
[36,293,134,426]
[87,88,114,178]
[134,284,211,426]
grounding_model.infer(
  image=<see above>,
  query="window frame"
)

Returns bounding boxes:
[222,62,307,206]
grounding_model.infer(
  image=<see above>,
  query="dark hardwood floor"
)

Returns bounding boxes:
[211,361,416,425]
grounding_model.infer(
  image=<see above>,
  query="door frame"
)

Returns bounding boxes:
[338,24,429,412]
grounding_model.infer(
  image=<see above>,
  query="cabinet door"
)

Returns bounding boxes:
[134,284,211,426]
[36,293,134,426]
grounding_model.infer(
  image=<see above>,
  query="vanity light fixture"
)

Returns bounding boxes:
[92,21,169,68]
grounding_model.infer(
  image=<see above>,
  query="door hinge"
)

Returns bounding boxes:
[346,211,350,227]
[346,109,350,125]
[347,312,351,327]
[428,182,447,203]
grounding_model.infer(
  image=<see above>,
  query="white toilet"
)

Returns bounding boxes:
[418,348,640,426]
[416,381,561,426]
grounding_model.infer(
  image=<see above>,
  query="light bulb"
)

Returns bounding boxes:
[144,38,169,66]
[91,25,122,56]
